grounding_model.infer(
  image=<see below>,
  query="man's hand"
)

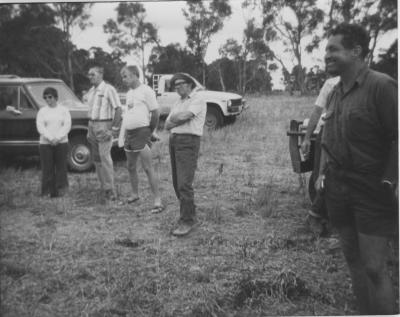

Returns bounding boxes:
[315,174,325,193]
[301,138,311,159]
[150,132,160,142]
[112,126,120,139]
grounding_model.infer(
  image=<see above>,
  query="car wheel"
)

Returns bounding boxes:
[225,115,237,125]
[206,106,223,130]
[68,135,93,172]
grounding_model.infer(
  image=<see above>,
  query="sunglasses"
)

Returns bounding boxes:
[43,95,54,100]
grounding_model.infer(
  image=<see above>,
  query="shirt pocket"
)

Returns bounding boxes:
[346,107,378,142]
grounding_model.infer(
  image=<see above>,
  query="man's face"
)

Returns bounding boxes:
[325,35,355,76]
[121,69,136,88]
[174,80,192,97]
[88,68,103,86]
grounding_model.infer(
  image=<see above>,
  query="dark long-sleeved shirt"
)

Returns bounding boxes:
[322,66,398,184]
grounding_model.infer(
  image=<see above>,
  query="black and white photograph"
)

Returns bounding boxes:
[0,0,398,316]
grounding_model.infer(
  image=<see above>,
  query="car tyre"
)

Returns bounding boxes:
[68,134,93,172]
[206,106,223,130]
[308,172,317,202]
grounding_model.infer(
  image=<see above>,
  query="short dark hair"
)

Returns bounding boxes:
[43,87,58,99]
[329,23,370,58]
[170,73,196,88]
[123,65,140,78]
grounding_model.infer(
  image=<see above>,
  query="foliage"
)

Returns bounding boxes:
[0,4,68,78]
[259,0,324,94]
[219,18,274,93]
[371,40,398,80]
[52,3,93,91]
[103,2,159,74]
[183,0,232,84]
[147,43,200,81]
[325,0,397,65]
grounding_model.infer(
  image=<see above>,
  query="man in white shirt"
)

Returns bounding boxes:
[165,73,207,237]
[300,76,340,227]
[86,65,122,201]
[119,65,162,211]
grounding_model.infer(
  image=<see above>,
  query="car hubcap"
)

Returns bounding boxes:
[73,145,90,166]
[206,114,217,129]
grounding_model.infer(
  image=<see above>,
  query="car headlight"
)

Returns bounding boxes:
[227,100,232,107]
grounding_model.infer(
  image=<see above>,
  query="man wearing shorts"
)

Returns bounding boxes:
[119,65,163,212]
[316,23,398,315]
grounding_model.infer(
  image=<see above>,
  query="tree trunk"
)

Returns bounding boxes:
[202,59,206,86]
[242,58,247,94]
[217,62,226,91]
[67,41,74,92]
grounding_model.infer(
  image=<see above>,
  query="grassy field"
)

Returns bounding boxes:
[0,95,398,317]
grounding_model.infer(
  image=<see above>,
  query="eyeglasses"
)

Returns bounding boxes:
[43,95,54,100]
[174,81,187,88]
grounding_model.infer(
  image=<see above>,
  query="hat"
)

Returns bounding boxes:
[170,73,196,88]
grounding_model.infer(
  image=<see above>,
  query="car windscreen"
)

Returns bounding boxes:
[25,82,87,109]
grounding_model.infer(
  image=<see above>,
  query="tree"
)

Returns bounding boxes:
[0,4,69,78]
[243,0,324,94]
[219,19,273,93]
[207,57,237,91]
[262,0,324,94]
[326,0,397,65]
[103,2,159,75]
[183,0,232,85]
[52,3,93,92]
[371,40,397,79]
[147,43,199,78]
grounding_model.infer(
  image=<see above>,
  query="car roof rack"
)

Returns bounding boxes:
[0,75,20,78]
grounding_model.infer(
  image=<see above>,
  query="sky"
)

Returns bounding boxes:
[13,0,398,89]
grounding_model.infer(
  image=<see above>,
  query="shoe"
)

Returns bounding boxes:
[150,205,165,214]
[172,221,198,237]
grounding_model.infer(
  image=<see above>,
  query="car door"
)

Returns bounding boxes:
[0,85,20,142]
[0,85,38,145]
[16,86,39,143]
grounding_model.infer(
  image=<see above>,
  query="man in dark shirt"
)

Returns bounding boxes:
[316,23,398,315]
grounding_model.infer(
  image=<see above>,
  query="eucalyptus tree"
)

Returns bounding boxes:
[103,2,159,75]
[53,3,93,91]
[326,0,397,65]
[183,0,232,85]
[219,19,272,93]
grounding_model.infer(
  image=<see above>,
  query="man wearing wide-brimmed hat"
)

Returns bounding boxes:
[165,73,207,237]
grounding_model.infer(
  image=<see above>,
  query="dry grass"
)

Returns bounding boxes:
[0,94,398,316]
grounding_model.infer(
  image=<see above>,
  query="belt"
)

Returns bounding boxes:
[171,133,199,137]
[89,119,112,122]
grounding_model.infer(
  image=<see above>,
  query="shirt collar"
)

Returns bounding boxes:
[335,64,369,95]
[94,81,105,92]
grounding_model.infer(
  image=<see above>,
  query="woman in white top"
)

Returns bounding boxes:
[36,87,71,197]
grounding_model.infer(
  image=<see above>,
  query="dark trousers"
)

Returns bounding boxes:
[169,134,200,224]
[39,143,69,197]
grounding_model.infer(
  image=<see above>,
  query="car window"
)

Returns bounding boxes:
[0,86,18,110]
[25,82,86,109]
[165,79,174,92]
[19,90,34,110]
